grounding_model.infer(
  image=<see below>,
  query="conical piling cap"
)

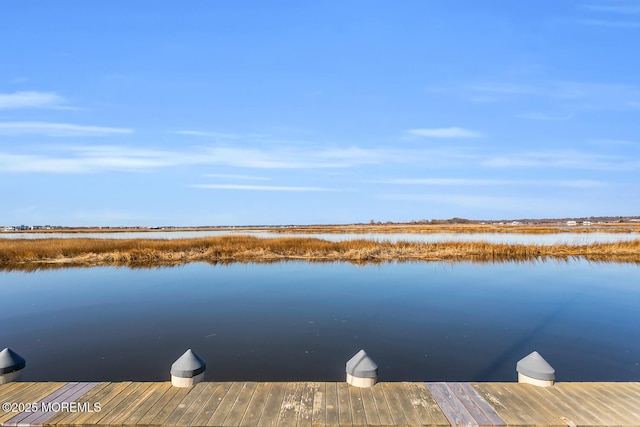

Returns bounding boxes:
[0,348,26,375]
[346,349,378,378]
[516,351,555,381]
[170,349,206,378]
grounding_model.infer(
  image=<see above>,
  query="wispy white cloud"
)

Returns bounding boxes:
[577,19,640,27]
[482,150,640,171]
[365,178,607,188]
[556,179,612,189]
[407,127,482,138]
[0,143,409,173]
[173,130,248,139]
[582,4,640,14]
[190,184,335,191]
[367,178,509,186]
[173,129,314,146]
[0,150,171,173]
[468,81,640,112]
[0,122,133,137]
[587,138,639,147]
[516,112,574,121]
[468,83,537,95]
[0,91,67,109]
[202,173,271,181]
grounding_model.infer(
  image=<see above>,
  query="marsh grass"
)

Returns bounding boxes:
[1,235,639,270]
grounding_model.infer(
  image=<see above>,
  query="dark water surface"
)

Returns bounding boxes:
[2,261,639,382]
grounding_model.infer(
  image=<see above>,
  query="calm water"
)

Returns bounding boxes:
[1,230,639,245]
[2,261,639,382]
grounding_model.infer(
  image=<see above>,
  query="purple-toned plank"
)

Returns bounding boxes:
[459,383,506,426]
[427,382,478,427]
[16,382,99,425]
[3,383,78,426]
[447,383,494,427]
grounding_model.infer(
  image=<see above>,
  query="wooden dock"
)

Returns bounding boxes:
[1,381,639,426]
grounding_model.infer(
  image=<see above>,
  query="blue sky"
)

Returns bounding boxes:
[1,1,639,226]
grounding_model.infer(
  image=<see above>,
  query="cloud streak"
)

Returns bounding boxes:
[202,173,271,181]
[2,144,636,175]
[578,19,640,28]
[365,178,607,188]
[516,112,574,121]
[482,150,640,171]
[0,144,405,173]
[190,184,336,191]
[581,4,640,14]
[0,122,134,137]
[0,91,66,109]
[407,127,482,138]
[173,130,249,139]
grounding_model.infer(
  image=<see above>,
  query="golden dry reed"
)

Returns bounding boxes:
[1,235,639,271]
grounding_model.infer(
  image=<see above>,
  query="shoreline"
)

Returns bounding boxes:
[1,235,639,271]
[2,222,640,235]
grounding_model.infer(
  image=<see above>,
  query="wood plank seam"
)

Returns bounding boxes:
[457,383,506,427]
[2,382,77,426]
[9,382,98,426]
[427,382,478,427]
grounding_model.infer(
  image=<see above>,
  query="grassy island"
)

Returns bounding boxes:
[1,235,639,271]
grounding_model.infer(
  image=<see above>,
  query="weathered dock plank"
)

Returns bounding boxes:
[48,381,112,425]
[189,382,233,427]
[369,380,394,426]
[519,382,600,427]
[359,386,380,426]
[0,381,639,426]
[447,382,503,426]
[407,382,451,426]
[239,382,270,427]
[379,382,410,426]
[384,382,428,426]
[277,382,303,427]
[472,382,544,426]
[324,382,339,427]
[163,381,210,426]
[94,382,152,425]
[298,381,323,427]
[348,384,367,427]
[427,382,477,426]
[144,383,191,426]
[223,382,259,426]
[120,382,173,425]
[336,382,353,426]
[556,383,640,425]
[14,382,98,426]
[174,383,220,426]
[0,382,66,424]
[257,382,287,427]
[207,381,245,426]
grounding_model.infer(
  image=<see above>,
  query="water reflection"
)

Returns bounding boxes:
[1,261,639,382]
[2,230,639,245]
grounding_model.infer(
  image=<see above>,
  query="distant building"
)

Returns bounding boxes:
[566,221,577,226]
[582,221,592,226]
